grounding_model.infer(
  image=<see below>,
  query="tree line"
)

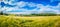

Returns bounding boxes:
[0,11,60,16]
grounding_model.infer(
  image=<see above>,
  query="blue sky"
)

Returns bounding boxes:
[0,0,60,14]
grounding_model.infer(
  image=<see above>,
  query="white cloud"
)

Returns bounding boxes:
[1,1,60,14]
[53,10,60,14]
[2,0,17,5]
[2,0,8,4]
[1,6,13,11]
[28,2,36,7]
[33,3,60,14]
[16,1,28,7]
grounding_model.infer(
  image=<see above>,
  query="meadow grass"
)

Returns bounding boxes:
[0,15,60,27]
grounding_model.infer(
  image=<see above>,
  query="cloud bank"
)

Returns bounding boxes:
[0,0,60,14]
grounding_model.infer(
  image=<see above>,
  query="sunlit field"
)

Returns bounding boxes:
[0,15,60,27]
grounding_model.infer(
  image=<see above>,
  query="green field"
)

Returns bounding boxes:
[0,15,60,27]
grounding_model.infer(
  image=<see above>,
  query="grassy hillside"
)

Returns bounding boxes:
[0,15,60,27]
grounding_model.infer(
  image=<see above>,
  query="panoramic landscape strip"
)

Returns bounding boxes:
[0,0,60,27]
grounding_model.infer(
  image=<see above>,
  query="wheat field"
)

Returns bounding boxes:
[0,15,60,27]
